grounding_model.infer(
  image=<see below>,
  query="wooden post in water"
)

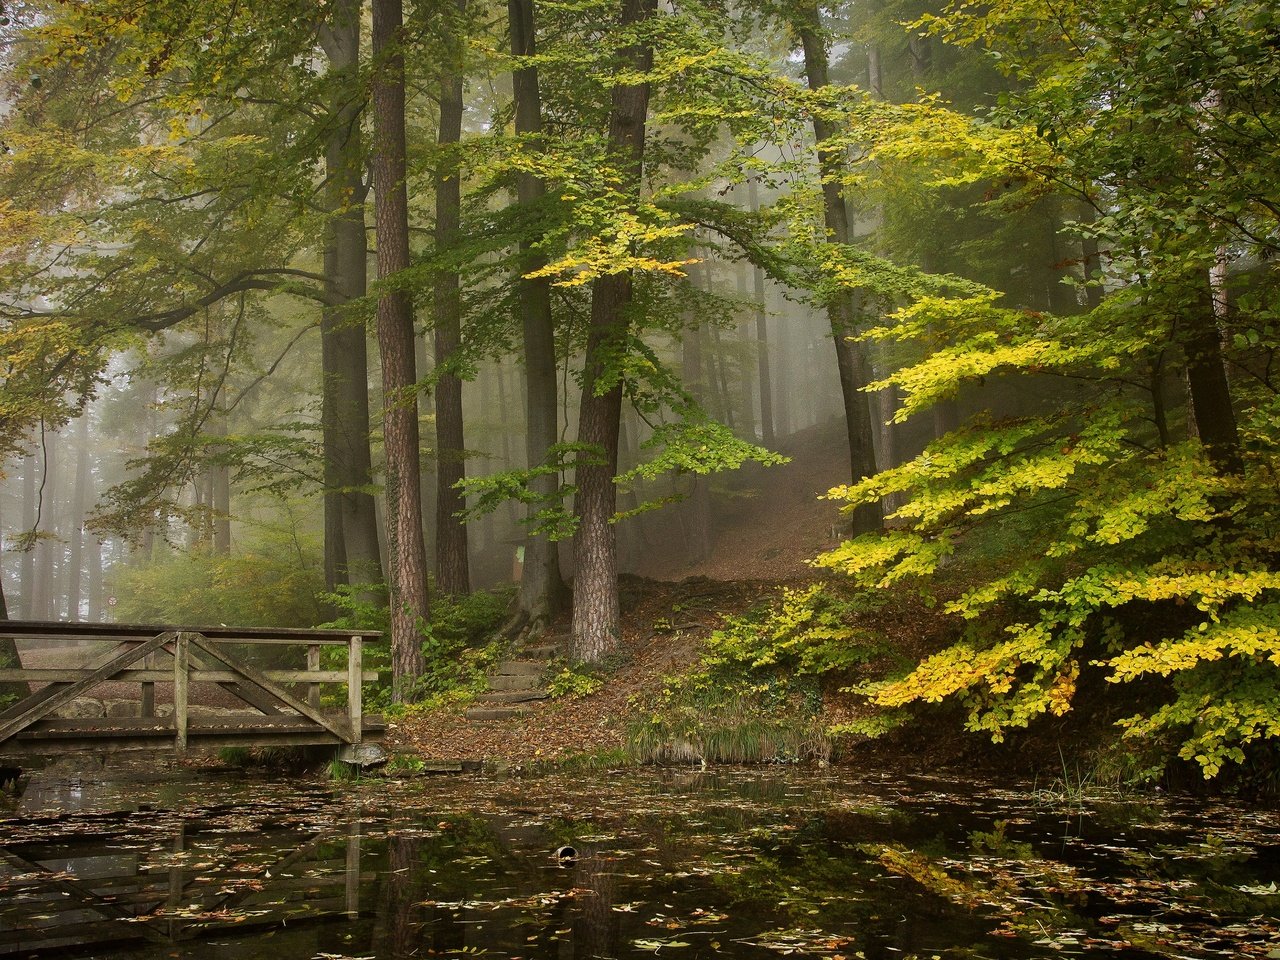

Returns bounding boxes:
[345,814,362,918]
[347,634,362,743]
[173,633,189,757]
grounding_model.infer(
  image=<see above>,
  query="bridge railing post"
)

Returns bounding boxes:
[347,635,363,744]
[173,633,190,757]
[307,643,321,710]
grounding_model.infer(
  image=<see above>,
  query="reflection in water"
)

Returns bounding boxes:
[2,769,1280,960]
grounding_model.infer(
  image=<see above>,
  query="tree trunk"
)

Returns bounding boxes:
[32,433,56,620]
[747,178,775,447]
[0,489,20,701]
[571,0,657,662]
[67,413,90,619]
[1184,282,1242,475]
[433,0,472,597]
[211,407,231,553]
[19,454,35,618]
[320,0,384,596]
[796,5,882,533]
[88,535,104,621]
[508,0,568,631]
[683,327,712,566]
[372,0,428,699]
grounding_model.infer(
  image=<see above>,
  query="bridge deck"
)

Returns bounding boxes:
[0,621,384,762]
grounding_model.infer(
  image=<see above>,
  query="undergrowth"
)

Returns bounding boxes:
[323,584,514,711]
[629,583,885,764]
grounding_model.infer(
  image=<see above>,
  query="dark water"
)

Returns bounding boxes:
[2,766,1279,959]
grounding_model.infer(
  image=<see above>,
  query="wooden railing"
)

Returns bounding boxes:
[0,622,383,759]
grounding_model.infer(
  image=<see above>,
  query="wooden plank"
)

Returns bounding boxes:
[173,633,189,757]
[186,636,354,743]
[0,620,381,643]
[347,635,362,746]
[0,682,65,723]
[0,633,174,744]
[307,644,321,710]
[0,668,376,683]
[181,646,283,718]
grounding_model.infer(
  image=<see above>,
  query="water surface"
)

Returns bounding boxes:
[2,767,1278,959]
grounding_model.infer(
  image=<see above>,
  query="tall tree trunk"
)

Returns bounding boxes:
[0,508,18,700]
[210,405,231,553]
[747,178,775,447]
[682,321,712,566]
[320,0,383,596]
[509,0,568,631]
[88,535,104,621]
[1184,281,1242,475]
[796,6,881,532]
[19,454,35,618]
[733,262,758,439]
[571,0,657,661]
[433,0,472,597]
[32,432,56,620]
[372,0,428,699]
[67,413,90,619]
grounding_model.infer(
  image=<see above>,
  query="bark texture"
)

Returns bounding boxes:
[571,0,657,662]
[372,0,428,699]
[509,0,568,631]
[796,5,882,534]
[433,0,472,597]
[320,0,383,594]
[1184,282,1242,475]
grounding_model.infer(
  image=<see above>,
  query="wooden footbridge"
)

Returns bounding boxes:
[0,621,384,763]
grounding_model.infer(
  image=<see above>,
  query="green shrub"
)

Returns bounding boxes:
[324,584,514,708]
[547,662,604,699]
[109,530,327,627]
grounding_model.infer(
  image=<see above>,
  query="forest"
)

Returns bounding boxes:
[0,0,1277,783]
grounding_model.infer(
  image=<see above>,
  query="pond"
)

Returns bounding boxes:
[1,765,1278,959]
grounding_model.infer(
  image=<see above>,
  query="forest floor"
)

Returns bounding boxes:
[388,418,983,774]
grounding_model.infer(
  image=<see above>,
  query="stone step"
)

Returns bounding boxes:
[522,644,565,660]
[464,705,531,722]
[476,689,548,705]
[496,660,546,677]
[490,674,543,692]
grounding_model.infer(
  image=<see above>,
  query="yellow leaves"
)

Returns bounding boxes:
[526,208,697,286]
[1105,605,1280,682]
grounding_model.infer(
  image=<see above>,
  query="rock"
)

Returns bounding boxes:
[56,698,105,719]
[105,700,139,719]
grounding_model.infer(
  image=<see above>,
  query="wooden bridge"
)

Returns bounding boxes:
[0,621,384,763]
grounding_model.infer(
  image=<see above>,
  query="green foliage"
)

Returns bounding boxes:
[627,700,828,765]
[702,584,885,677]
[323,584,514,709]
[547,662,605,700]
[110,530,327,627]
[634,585,883,763]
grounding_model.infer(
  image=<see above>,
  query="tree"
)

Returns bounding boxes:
[433,0,472,597]
[790,1,882,534]
[372,0,428,699]
[570,0,659,661]
[816,0,1280,777]
[319,0,384,595]
[507,0,569,632]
